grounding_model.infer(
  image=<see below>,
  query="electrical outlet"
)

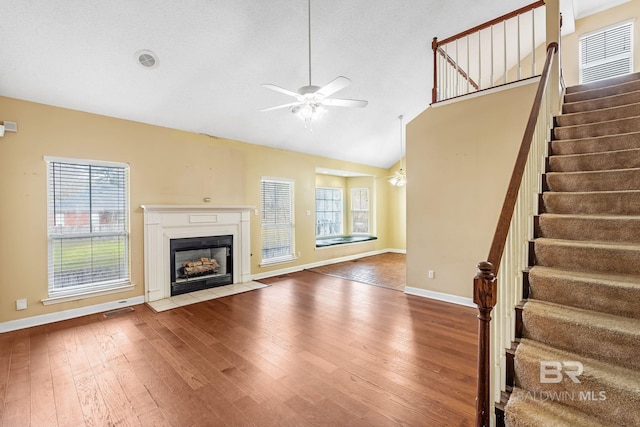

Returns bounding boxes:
[297,251,302,258]
[428,270,435,279]
[16,299,27,310]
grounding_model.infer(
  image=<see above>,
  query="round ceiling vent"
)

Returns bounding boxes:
[135,50,159,69]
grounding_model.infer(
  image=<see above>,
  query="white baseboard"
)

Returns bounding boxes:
[404,287,476,308]
[0,296,145,333]
[251,248,402,281]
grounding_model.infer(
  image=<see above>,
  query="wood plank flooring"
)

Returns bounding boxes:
[0,271,478,426]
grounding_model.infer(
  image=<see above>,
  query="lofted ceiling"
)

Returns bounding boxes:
[0,0,622,168]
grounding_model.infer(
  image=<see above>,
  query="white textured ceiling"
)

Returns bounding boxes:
[0,0,615,168]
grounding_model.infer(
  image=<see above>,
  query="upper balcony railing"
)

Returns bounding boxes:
[432,0,546,103]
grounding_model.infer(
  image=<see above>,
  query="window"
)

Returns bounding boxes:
[580,22,633,84]
[47,158,130,297]
[261,178,295,264]
[351,188,369,234]
[316,187,343,237]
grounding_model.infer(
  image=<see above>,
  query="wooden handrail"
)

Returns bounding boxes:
[473,42,558,427]
[436,0,545,47]
[436,47,480,90]
[486,42,558,270]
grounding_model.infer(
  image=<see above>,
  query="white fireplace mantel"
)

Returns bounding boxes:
[141,205,254,302]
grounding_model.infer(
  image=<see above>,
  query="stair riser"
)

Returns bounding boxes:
[534,242,640,276]
[514,355,640,425]
[551,132,640,155]
[565,79,640,103]
[565,72,640,94]
[554,117,640,141]
[546,169,640,192]
[528,270,640,318]
[549,149,640,172]
[563,90,640,114]
[542,192,640,215]
[538,216,640,244]
[557,103,640,127]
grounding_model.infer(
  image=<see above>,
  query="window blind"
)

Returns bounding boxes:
[47,160,129,293]
[316,187,343,237]
[351,188,369,234]
[261,178,295,263]
[580,22,633,84]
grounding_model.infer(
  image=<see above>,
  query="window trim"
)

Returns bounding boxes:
[350,187,370,235]
[260,177,296,266]
[45,156,131,298]
[315,186,344,238]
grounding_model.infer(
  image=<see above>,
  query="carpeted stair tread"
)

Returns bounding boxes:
[522,300,640,370]
[551,131,640,155]
[546,168,640,192]
[534,237,640,275]
[542,190,640,215]
[528,266,640,318]
[556,102,640,127]
[565,71,640,94]
[548,148,640,172]
[538,213,640,244]
[564,78,640,103]
[505,387,611,427]
[511,339,640,425]
[563,89,640,114]
[553,116,640,140]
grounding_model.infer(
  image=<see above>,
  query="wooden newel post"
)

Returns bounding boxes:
[474,261,497,427]
[432,37,438,104]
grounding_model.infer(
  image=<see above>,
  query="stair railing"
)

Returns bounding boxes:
[432,0,545,103]
[474,42,559,427]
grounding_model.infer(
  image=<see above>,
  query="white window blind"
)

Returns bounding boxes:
[47,159,130,295]
[316,187,343,237]
[580,22,633,84]
[261,178,295,263]
[351,188,369,234]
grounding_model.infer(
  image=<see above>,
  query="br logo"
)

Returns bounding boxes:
[539,361,584,384]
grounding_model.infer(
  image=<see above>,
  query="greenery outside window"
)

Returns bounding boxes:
[351,188,369,234]
[46,158,130,298]
[316,187,343,237]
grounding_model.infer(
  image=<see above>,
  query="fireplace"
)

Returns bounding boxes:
[141,205,253,302]
[170,235,233,296]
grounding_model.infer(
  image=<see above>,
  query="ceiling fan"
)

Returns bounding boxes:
[260,0,368,126]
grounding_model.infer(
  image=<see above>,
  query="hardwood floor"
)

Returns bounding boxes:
[0,271,478,426]
[307,253,407,291]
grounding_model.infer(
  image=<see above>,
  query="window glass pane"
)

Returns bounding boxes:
[315,187,343,237]
[351,188,369,234]
[261,178,295,262]
[47,160,129,293]
[580,22,633,83]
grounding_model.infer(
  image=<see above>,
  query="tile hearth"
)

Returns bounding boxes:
[146,281,268,312]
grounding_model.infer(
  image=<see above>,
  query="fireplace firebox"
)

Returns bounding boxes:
[170,235,233,296]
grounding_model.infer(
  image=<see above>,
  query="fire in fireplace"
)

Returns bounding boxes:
[170,235,233,296]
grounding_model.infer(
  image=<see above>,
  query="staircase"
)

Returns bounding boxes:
[504,72,640,426]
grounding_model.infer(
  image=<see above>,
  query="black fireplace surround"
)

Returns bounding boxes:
[169,235,233,296]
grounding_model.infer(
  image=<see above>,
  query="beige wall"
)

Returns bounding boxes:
[386,158,406,250]
[562,0,640,87]
[0,96,403,323]
[406,82,537,299]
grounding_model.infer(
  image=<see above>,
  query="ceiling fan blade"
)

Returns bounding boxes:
[316,76,351,98]
[321,98,368,108]
[262,84,302,99]
[260,101,303,112]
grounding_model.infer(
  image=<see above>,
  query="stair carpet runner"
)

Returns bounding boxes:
[504,72,640,426]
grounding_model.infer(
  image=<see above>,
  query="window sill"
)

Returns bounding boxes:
[315,235,377,248]
[41,282,135,306]
[260,256,298,268]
